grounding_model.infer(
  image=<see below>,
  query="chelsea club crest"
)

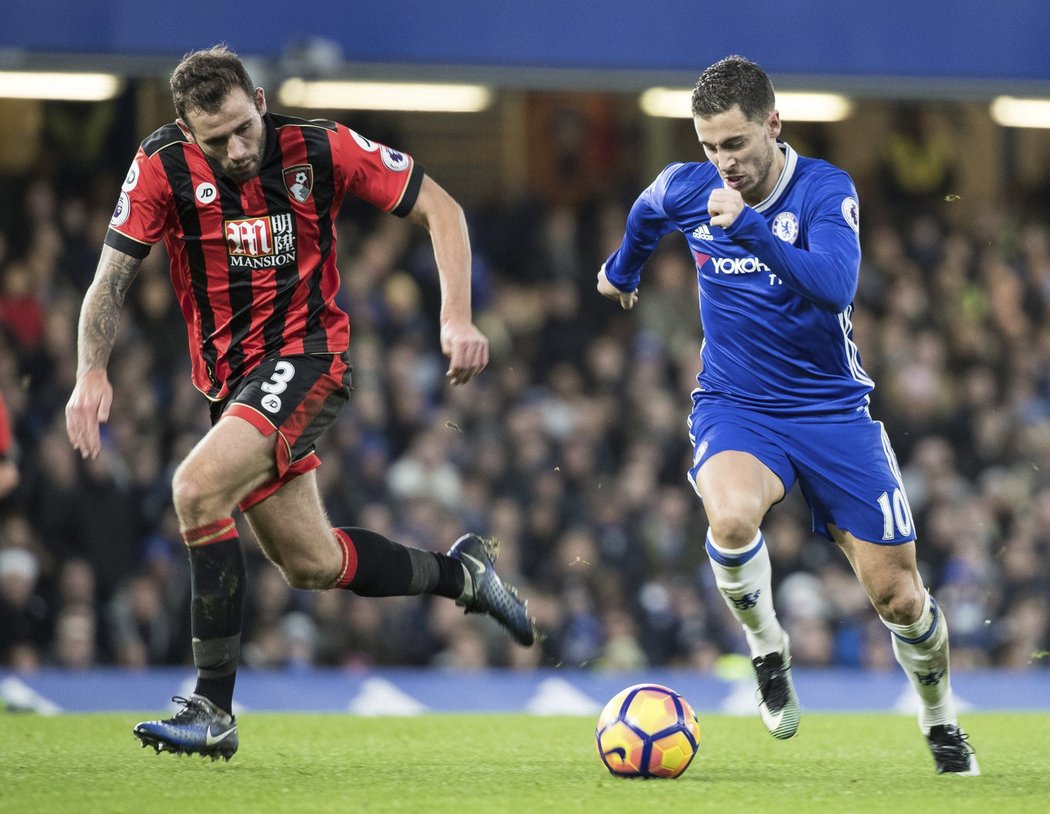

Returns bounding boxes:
[771,211,799,244]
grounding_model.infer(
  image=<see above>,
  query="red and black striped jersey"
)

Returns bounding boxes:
[0,391,11,459]
[105,113,423,400]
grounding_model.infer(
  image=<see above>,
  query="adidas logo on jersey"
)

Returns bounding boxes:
[692,224,714,241]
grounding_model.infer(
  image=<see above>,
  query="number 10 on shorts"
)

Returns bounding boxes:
[877,488,913,540]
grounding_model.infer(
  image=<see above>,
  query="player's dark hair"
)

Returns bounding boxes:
[691,55,775,122]
[170,44,255,123]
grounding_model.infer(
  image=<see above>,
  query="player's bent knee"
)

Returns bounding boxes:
[171,468,236,527]
[874,586,925,625]
[706,513,761,549]
[171,472,208,520]
[279,557,336,591]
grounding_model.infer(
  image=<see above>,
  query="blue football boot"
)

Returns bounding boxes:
[134,694,238,761]
[449,534,536,647]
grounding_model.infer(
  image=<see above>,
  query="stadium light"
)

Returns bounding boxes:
[990,96,1050,129]
[277,78,493,112]
[0,71,124,101]
[640,88,854,122]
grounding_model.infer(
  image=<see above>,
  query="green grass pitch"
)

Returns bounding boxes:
[2,712,1049,813]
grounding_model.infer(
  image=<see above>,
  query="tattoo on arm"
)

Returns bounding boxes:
[78,246,142,374]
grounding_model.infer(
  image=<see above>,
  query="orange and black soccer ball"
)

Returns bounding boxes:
[595,683,701,779]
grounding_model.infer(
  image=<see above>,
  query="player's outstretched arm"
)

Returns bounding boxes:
[65,245,142,459]
[406,174,489,385]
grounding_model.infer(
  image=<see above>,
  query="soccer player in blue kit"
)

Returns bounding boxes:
[598,56,978,775]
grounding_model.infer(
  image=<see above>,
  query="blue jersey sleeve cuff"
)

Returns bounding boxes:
[722,206,765,240]
[604,271,639,293]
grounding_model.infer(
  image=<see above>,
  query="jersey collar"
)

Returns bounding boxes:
[752,142,797,213]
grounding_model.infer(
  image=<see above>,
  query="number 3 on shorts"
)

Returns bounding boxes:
[260,361,296,413]
[877,488,913,540]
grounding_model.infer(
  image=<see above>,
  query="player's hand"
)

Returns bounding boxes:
[440,320,489,385]
[65,369,113,459]
[597,264,638,310]
[708,187,746,229]
[0,460,18,498]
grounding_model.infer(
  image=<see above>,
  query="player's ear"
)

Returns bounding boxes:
[767,110,782,139]
[255,87,267,116]
[176,119,195,142]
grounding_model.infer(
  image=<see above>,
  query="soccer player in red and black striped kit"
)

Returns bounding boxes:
[65,44,535,760]
[0,390,18,498]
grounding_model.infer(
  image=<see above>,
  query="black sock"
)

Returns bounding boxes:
[186,533,245,715]
[336,527,465,599]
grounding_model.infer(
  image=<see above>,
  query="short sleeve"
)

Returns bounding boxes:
[331,125,423,216]
[104,149,171,258]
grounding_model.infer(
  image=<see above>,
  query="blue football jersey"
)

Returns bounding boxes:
[604,143,873,416]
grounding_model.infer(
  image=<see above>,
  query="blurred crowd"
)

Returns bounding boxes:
[1,119,1049,677]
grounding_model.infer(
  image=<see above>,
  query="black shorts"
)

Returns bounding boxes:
[212,353,352,510]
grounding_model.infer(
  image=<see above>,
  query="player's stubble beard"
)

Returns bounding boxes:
[736,144,778,205]
[224,142,265,183]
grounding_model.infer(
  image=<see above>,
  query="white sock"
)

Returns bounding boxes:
[706,530,784,658]
[882,590,957,732]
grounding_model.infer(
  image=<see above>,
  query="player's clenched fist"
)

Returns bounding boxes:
[708,187,746,229]
[596,264,638,310]
[440,320,489,385]
[65,369,113,459]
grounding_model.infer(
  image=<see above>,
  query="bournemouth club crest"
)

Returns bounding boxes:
[284,164,314,203]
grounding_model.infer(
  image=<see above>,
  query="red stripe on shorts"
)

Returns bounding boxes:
[280,355,347,460]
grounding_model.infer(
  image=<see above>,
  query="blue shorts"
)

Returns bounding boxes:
[687,399,916,544]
